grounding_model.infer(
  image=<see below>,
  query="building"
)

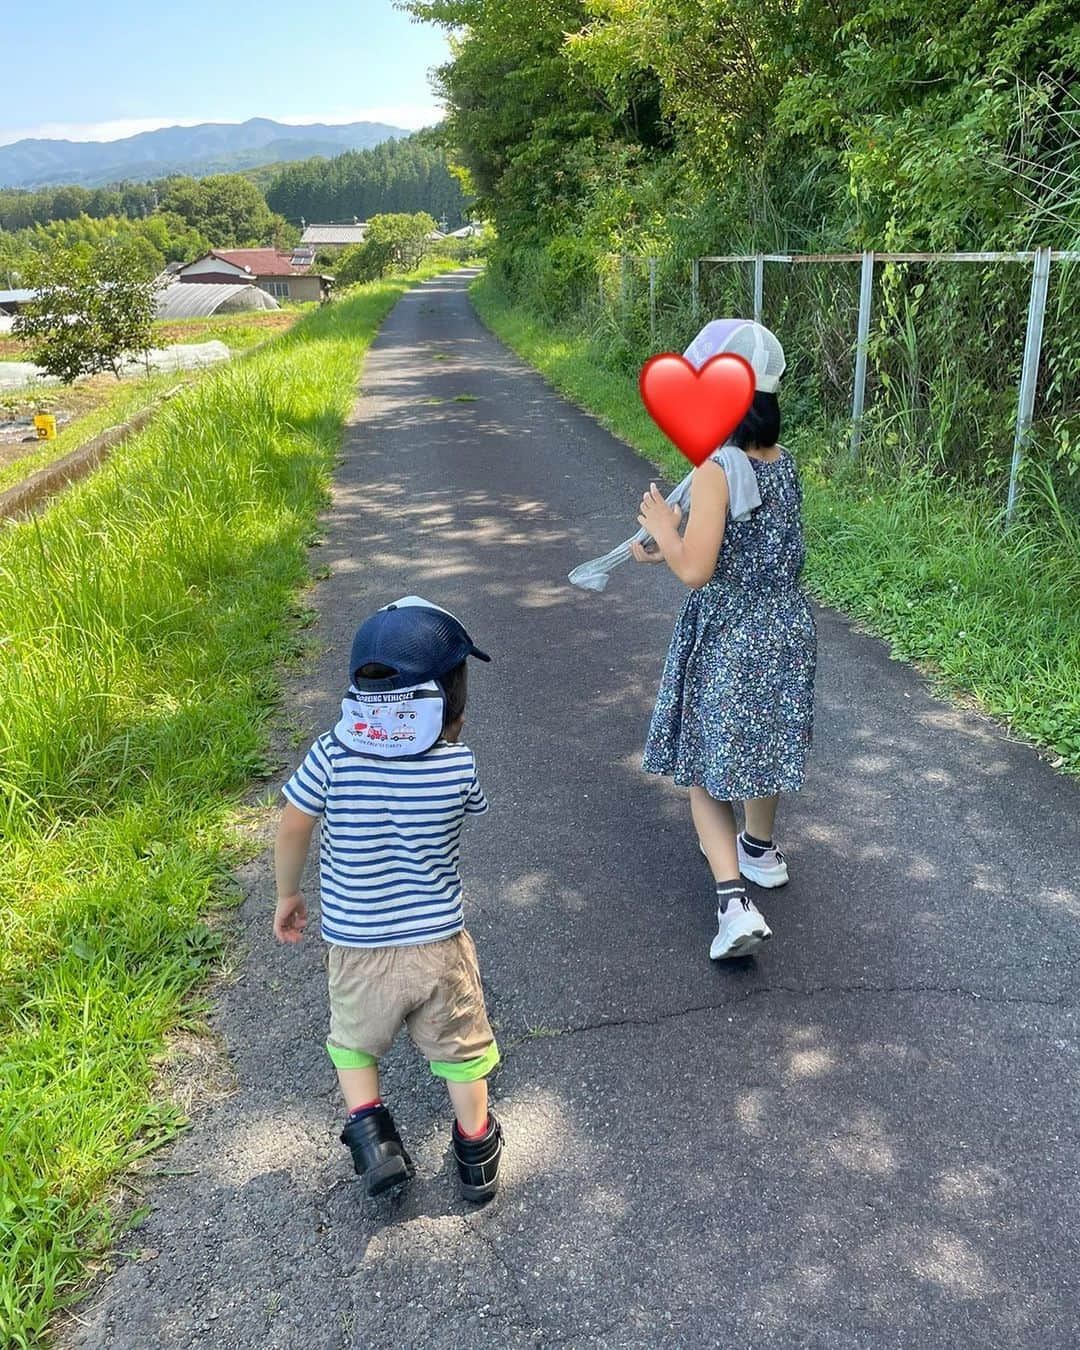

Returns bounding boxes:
[0,288,37,316]
[175,249,331,303]
[155,282,281,320]
[298,221,369,251]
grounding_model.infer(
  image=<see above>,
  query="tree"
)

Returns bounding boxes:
[158,173,279,246]
[14,240,160,383]
[334,213,438,284]
[265,134,467,226]
[372,212,437,270]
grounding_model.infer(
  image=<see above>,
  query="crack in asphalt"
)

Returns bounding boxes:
[503,980,1074,1054]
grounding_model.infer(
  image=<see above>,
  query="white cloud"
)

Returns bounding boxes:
[0,106,444,148]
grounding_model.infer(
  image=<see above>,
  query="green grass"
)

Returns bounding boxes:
[0,373,193,496]
[0,263,456,1346]
[150,308,301,352]
[471,273,1080,774]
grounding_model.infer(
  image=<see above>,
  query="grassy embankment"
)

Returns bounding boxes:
[0,265,454,1345]
[471,274,1080,775]
[0,309,304,495]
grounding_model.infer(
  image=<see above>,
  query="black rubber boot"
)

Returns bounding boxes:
[452,1111,503,1203]
[340,1105,415,1197]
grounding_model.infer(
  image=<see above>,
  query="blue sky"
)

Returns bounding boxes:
[0,1,449,145]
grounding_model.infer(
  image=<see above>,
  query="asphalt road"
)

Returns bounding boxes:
[68,272,1080,1349]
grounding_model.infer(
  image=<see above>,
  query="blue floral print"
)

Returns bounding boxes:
[642,451,816,801]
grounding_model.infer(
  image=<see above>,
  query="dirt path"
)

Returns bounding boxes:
[68,272,1080,1349]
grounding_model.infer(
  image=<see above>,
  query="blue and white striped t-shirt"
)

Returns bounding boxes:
[282,735,488,948]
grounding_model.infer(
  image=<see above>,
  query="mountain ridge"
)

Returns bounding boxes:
[0,118,414,189]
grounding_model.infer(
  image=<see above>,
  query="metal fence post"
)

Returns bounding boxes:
[648,257,657,344]
[753,254,764,323]
[691,259,700,322]
[1006,245,1052,525]
[850,250,875,458]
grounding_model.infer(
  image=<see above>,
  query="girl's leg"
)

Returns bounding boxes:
[691,785,739,881]
[336,1064,381,1111]
[447,1076,489,1137]
[694,786,772,958]
[743,794,779,843]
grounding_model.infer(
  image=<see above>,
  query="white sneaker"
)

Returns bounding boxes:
[737,833,789,888]
[709,894,772,960]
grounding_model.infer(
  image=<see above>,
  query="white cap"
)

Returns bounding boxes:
[683,319,785,393]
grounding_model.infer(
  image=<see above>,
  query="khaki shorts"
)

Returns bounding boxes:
[326,930,498,1082]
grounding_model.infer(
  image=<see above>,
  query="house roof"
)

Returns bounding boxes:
[208,248,310,276]
[300,224,368,245]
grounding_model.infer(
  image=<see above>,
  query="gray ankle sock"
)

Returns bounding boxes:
[716,880,746,914]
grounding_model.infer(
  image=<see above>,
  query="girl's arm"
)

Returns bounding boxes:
[637,460,729,589]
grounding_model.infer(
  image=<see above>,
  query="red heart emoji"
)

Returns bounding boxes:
[639,353,755,466]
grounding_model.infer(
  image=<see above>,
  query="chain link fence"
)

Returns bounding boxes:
[590,247,1080,524]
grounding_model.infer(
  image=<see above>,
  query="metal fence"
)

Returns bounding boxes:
[622,247,1080,524]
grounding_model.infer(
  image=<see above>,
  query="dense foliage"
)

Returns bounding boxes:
[264,133,467,227]
[0,181,159,231]
[0,173,285,245]
[0,213,210,286]
[333,212,440,284]
[154,174,285,248]
[404,0,1080,508]
[0,177,286,288]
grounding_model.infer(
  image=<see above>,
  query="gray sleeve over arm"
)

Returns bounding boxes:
[567,445,761,593]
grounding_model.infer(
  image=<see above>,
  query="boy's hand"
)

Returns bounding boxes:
[630,539,665,563]
[274,893,308,944]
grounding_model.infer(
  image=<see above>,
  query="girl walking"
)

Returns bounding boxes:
[633,320,816,959]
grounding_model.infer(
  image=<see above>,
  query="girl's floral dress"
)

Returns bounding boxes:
[642,450,816,801]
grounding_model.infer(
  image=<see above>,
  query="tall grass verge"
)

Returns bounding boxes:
[471,273,1080,774]
[0,266,455,1346]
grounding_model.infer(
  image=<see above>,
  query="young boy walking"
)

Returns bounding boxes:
[273,596,503,1201]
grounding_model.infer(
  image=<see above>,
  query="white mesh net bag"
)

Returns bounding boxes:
[682,318,785,392]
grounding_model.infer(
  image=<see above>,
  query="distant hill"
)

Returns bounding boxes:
[0,118,413,189]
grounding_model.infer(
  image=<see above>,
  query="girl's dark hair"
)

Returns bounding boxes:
[732,391,780,450]
[356,659,468,733]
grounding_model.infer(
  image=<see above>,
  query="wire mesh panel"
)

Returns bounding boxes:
[588,246,1075,519]
[1035,257,1080,514]
[859,258,1030,484]
[760,260,863,433]
[697,261,755,347]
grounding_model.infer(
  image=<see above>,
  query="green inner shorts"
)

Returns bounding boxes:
[326,1039,500,1081]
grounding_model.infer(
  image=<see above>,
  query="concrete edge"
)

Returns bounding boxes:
[0,392,180,523]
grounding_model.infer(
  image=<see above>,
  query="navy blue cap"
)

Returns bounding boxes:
[349,596,491,690]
